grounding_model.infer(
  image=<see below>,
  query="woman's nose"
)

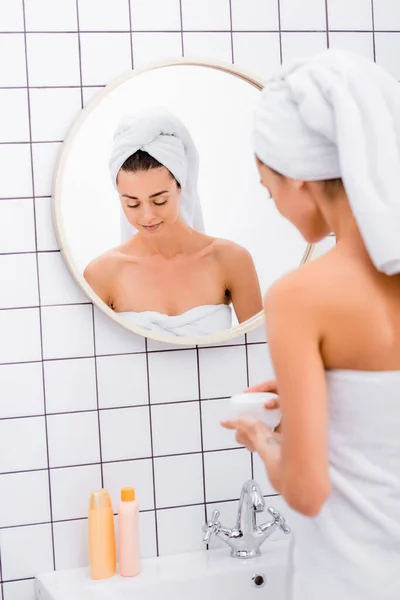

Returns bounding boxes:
[142,204,156,222]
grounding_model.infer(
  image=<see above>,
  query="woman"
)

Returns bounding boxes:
[222,50,400,599]
[84,110,262,337]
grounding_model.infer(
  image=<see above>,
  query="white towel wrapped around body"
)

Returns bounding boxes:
[119,304,232,337]
[110,109,204,240]
[253,49,400,275]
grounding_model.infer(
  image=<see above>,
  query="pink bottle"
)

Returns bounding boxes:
[118,487,140,577]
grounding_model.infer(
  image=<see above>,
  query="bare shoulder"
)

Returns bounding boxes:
[265,249,358,314]
[83,248,124,281]
[211,237,254,265]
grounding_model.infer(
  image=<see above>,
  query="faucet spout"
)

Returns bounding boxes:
[236,480,265,536]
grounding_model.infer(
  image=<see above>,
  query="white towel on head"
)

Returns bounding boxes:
[253,49,400,275]
[109,109,204,241]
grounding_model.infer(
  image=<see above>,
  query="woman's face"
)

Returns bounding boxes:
[117,166,181,235]
[256,159,331,243]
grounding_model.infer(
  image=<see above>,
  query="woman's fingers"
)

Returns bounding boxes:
[245,379,278,394]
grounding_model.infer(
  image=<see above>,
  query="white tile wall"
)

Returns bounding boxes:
[0,1,397,596]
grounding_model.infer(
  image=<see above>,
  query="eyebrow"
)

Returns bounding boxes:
[122,191,169,200]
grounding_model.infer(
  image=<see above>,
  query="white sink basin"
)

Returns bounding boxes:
[35,540,290,600]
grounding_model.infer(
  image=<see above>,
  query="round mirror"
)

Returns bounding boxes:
[53,60,313,346]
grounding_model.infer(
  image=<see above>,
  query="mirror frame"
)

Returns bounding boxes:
[52,58,314,346]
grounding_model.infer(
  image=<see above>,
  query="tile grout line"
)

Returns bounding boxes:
[92,308,104,488]
[127,0,135,69]
[195,345,209,546]
[21,0,56,572]
[276,0,283,64]
[144,338,160,556]
[75,0,85,108]
[178,0,185,57]
[371,0,377,61]
[324,0,330,48]
[244,333,254,479]
[228,0,235,63]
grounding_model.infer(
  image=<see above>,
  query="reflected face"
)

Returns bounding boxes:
[256,159,330,244]
[117,167,181,235]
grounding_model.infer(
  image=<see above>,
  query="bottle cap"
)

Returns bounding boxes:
[121,487,135,502]
[89,489,112,510]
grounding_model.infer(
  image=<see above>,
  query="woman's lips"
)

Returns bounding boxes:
[142,223,162,232]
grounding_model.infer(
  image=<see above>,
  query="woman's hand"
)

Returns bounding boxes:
[221,417,281,454]
[246,379,282,433]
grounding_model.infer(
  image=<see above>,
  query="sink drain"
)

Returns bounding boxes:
[252,574,266,588]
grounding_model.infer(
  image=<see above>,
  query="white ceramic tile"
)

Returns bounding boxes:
[41,305,94,360]
[94,307,146,355]
[53,519,88,570]
[78,0,130,30]
[35,197,59,251]
[0,144,32,198]
[25,0,77,31]
[246,324,266,343]
[373,0,400,30]
[96,354,148,408]
[44,358,97,414]
[0,254,38,309]
[0,34,27,86]
[375,33,400,80]
[0,362,44,419]
[50,464,102,520]
[205,499,239,550]
[0,308,41,364]
[32,143,62,197]
[204,449,251,503]
[232,33,281,80]
[279,0,327,30]
[0,417,47,473]
[182,33,232,63]
[0,470,50,527]
[154,453,204,508]
[329,32,374,59]
[131,33,182,68]
[80,33,132,86]
[26,33,80,86]
[253,452,278,497]
[148,349,198,403]
[281,32,327,64]
[3,580,35,600]
[138,510,157,558]
[82,86,104,107]
[0,523,53,580]
[201,398,241,451]
[198,346,247,399]
[47,411,100,467]
[0,89,29,142]
[103,458,154,511]
[0,0,24,32]
[231,0,279,30]
[157,505,205,556]
[181,0,230,30]
[130,0,181,30]
[151,401,202,456]
[146,336,194,352]
[247,343,274,386]
[29,88,82,142]
[327,0,372,30]
[100,406,151,461]
[38,252,87,305]
[0,199,36,254]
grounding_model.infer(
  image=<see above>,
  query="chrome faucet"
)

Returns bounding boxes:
[202,480,291,559]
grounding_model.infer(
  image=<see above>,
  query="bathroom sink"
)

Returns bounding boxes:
[35,540,290,600]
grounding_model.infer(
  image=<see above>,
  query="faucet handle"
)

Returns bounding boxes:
[202,510,221,543]
[267,507,291,535]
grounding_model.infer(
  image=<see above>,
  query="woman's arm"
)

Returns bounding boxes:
[223,244,263,322]
[223,270,331,516]
[83,255,114,307]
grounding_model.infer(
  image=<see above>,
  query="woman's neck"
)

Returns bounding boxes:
[131,218,203,259]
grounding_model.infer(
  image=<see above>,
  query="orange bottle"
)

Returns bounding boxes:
[88,489,116,580]
[118,487,140,577]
